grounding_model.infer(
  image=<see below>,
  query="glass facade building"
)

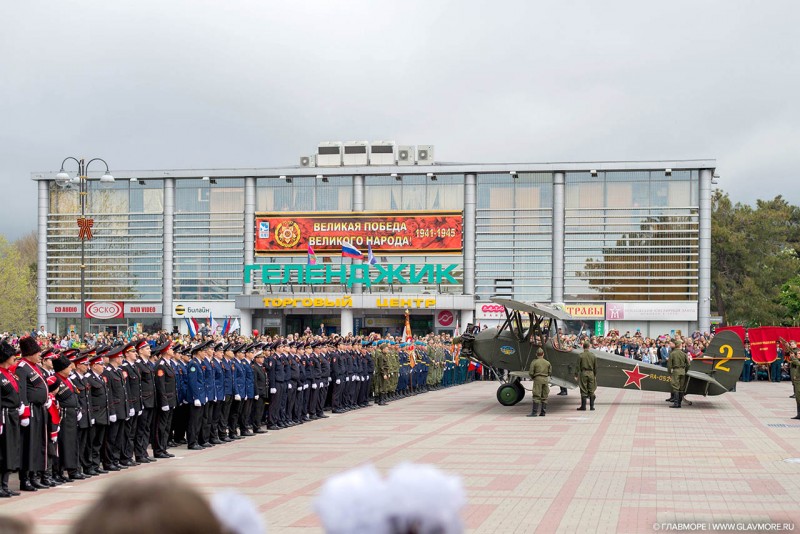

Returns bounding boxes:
[36,158,713,338]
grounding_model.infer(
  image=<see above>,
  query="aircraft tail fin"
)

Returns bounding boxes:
[689,330,746,393]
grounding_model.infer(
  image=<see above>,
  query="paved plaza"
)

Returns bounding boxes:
[1,380,799,533]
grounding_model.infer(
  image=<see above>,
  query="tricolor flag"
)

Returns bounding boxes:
[185,317,198,337]
[210,313,220,335]
[221,317,231,336]
[341,241,363,260]
[367,242,377,265]
[307,243,317,265]
[452,318,460,365]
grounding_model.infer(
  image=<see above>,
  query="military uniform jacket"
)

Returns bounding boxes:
[578,350,597,375]
[320,354,331,381]
[529,358,552,379]
[69,371,91,429]
[136,358,156,409]
[155,358,178,409]
[212,358,225,402]
[0,366,21,470]
[789,353,800,382]
[15,359,48,407]
[242,358,255,398]
[104,366,129,420]
[187,357,207,405]
[668,349,690,374]
[232,359,246,397]
[85,371,110,425]
[252,361,268,396]
[221,358,234,397]
[122,360,143,413]
[264,356,277,388]
[202,358,216,402]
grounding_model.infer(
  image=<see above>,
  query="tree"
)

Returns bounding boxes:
[711,192,800,325]
[0,235,36,332]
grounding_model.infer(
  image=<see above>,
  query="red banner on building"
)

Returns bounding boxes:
[255,211,463,255]
[747,326,785,364]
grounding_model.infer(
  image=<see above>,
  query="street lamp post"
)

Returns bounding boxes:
[56,157,114,340]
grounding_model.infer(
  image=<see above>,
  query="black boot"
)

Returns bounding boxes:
[793,405,800,420]
[590,396,596,411]
[0,472,16,497]
[577,397,587,411]
[670,392,682,408]
[665,392,676,402]
[539,403,547,416]
[527,402,539,417]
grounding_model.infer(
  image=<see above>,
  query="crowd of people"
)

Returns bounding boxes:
[0,330,473,498]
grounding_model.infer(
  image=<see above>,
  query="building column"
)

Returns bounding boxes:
[341,308,354,336]
[460,310,474,330]
[464,173,476,298]
[352,175,365,299]
[240,176,256,336]
[37,180,49,330]
[162,179,175,332]
[551,172,565,304]
[699,168,712,333]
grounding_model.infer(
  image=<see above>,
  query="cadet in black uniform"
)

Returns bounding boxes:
[251,348,268,433]
[153,342,177,459]
[0,341,21,497]
[134,340,156,463]
[121,343,142,466]
[15,337,49,491]
[86,353,110,475]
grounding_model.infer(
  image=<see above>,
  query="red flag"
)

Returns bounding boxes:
[747,326,786,364]
[715,326,745,344]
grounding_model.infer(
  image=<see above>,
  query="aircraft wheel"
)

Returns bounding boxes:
[512,381,526,405]
[497,384,521,406]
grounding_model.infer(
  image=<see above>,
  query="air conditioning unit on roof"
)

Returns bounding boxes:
[343,141,369,166]
[397,145,415,166]
[370,141,396,165]
[317,142,343,167]
[416,145,434,164]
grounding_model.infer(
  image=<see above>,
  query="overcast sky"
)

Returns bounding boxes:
[1,0,798,240]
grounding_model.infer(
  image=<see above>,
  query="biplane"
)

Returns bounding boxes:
[459,298,745,406]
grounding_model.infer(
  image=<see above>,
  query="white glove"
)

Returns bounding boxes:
[235,394,242,401]
[345,377,350,382]
[161,405,169,412]
[270,388,276,394]
[194,399,201,407]
[91,418,96,425]
[353,375,358,381]
[51,436,58,444]
[77,411,83,422]
[336,379,341,385]
[21,418,30,427]
[312,384,317,389]
[303,384,308,390]
[319,382,324,388]
[45,398,52,409]
[254,395,259,400]
[138,410,142,416]
[328,377,332,383]
[288,384,293,390]
[17,404,24,416]
[109,414,117,423]
[129,408,135,417]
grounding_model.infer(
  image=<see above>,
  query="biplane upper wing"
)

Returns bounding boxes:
[490,298,574,321]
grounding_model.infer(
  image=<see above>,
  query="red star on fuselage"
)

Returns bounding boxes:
[622,364,648,389]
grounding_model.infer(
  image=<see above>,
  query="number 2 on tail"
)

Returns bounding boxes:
[715,345,733,372]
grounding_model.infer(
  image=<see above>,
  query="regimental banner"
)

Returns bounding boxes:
[254,211,463,255]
